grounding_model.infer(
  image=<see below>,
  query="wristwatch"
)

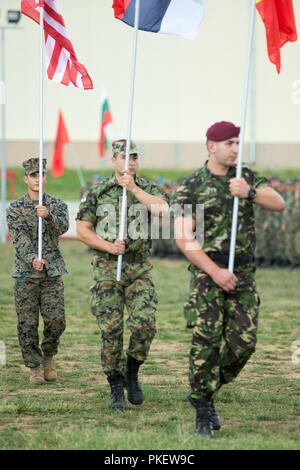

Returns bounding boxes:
[247,186,257,201]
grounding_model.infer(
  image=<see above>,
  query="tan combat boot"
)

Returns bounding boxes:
[43,356,57,382]
[29,366,45,385]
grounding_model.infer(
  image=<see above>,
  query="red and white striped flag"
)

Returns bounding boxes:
[21,0,93,90]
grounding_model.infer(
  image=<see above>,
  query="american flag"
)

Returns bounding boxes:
[21,0,93,90]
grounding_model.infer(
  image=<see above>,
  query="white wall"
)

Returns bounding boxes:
[1,0,300,144]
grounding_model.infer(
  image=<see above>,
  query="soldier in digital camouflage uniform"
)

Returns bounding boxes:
[6,158,69,385]
[173,121,285,437]
[76,139,169,411]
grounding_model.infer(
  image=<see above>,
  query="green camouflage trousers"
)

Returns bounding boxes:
[184,266,260,399]
[14,276,66,368]
[90,255,157,376]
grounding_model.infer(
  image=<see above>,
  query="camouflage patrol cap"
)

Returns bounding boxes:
[112,139,141,157]
[22,158,47,175]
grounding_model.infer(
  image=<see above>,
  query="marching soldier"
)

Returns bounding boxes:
[76,139,169,411]
[6,158,69,384]
[173,122,285,437]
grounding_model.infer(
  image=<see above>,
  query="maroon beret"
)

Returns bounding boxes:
[206,121,240,142]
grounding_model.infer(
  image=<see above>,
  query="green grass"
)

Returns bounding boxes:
[5,167,300,201]
[0,242,300,450]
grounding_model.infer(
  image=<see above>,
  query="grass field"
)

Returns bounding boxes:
[0,241,300,450]
[5,167,300,201]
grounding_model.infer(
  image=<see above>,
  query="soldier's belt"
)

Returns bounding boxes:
[208,252,255,267]
[123,251,149,263]
[100,252,149,263]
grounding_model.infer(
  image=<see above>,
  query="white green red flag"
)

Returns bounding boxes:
[99,92,113,158]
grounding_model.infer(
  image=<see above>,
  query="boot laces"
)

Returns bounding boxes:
[111,381,123,395]
[196,403,212,427]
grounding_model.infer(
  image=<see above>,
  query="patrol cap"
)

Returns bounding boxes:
[206,121,240,142]
[22,158,47,175]
[112,139,141,157]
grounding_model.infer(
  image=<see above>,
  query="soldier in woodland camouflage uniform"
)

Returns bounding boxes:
[254,204,268,264]
[76,140,168,411]
[284,181,300,266]
[6,158,69,385]
[173,122,285,437]
[262,180,287,266]
[293,181,300,265]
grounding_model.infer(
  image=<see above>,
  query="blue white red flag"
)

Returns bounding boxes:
[113,0,205,40]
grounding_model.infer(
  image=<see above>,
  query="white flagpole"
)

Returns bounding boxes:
[228,0,256,273]
[116,0,140,281]
[38,5,45,260]
[249,13,256,166]
[0,27,7,244]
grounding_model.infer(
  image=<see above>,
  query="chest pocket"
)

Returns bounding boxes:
[198,187,223,213]
[21,206,38,233]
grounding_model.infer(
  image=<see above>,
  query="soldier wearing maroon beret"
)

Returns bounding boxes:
[172,121,285,438]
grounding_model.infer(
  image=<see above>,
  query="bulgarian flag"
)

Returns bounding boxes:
[256,0,297,73]
[99,91,113,158]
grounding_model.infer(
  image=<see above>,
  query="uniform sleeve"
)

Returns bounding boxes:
[251,170,270,189]
[6,205,37,266]
[45,200,69,236]
[141,180,169,203]
[76,187,98,224]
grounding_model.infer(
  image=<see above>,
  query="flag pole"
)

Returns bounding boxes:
[228,0,256,273]
[249,13,256,166]
[116,0,141,281]
[0,26,7,244]
[38,5,45,260]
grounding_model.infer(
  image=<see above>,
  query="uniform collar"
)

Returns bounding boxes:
[204,160,236,179]
[109,172,139,187]
[24,192,47,204]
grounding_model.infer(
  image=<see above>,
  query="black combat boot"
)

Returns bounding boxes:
[124,355,144,405]
[210,399,221,431]
[188,395,214,438]
[107,374,125,411]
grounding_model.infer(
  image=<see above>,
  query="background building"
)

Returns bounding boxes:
[1,0,300,169]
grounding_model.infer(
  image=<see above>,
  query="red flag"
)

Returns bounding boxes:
[256,0,297,73]
[99,92,113,158]
[52,111,70,178]
[21,0,93,89]
[112,1,128,19]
